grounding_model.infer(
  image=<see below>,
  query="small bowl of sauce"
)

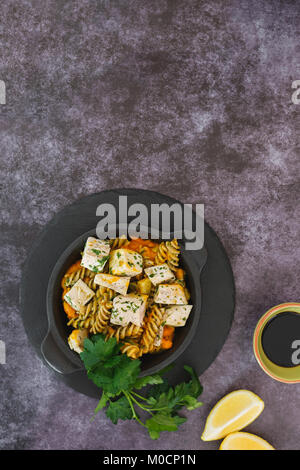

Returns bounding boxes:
[253,303,300,383]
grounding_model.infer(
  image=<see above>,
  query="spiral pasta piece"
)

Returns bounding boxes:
[154,242,168,265]
[166,238,180,271]
[98,286,115,301]
[90,300,113,334]
[80,297,99,320]
[83,276,99,291]
[110,237,129,250]
[106,324,143,342]
[120,342,141,359]
[67,297,99,328]
[68,316,94,329]
[146,284,157,311]
[63,267,87,288]
[140,305,165,355]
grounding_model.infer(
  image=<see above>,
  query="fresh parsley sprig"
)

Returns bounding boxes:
[80,334,203,439]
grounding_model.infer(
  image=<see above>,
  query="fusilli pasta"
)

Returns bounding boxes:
[155,242,168,265]
[120,341,141,359]
[63,267,89,288]
[90,299,113,334]
[166,238,180,271]
[62,236,192,359]
[140,305,165,354]
[110,237,129,250]
[106,324,143,342]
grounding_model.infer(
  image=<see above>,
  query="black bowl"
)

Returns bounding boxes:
[41,229,207,376]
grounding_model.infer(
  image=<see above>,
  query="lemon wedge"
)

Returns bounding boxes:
[201,390,264,441]
[219,432,274,450]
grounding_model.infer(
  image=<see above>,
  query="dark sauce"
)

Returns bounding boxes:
[262,312,300,367]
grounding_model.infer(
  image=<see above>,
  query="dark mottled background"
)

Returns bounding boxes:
[1,0,299,451]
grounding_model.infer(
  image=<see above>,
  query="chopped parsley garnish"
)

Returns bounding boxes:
[98,255,109,266]
[65,295,73,307]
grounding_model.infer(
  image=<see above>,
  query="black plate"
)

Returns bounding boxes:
[20,189,235,398]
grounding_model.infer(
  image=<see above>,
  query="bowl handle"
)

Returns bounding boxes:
[41,331,82,375]
[194,246,208,274]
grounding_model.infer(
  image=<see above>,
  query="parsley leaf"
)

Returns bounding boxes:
[80,335,121,370]
[94,392,109,415]
[146,367,203,413]
[145,413,187,439]
[112,355,140,393]
[183,365,203,397]
[81,334,140,396]
[133,374,164,390]
[106,396,133,424]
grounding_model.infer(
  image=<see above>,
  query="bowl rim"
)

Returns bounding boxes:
[253,302,300,383]
[44,228,207,376]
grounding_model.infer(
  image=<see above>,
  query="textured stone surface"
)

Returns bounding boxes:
[1,0,299,450]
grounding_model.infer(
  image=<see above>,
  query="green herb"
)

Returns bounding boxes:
[89,265,99,273]
[80,334,203,439]
[65,295,74,307]
[98,255,109,266]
